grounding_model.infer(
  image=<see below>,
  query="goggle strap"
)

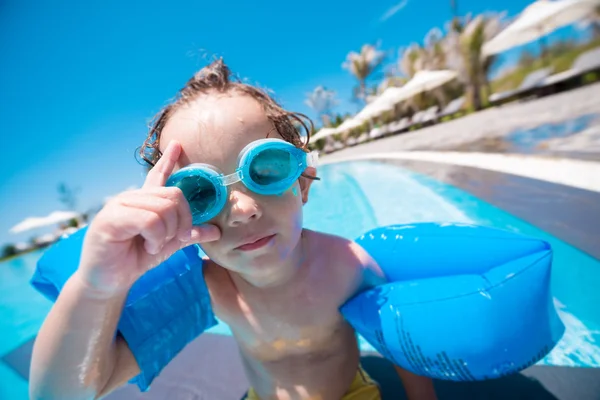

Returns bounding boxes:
[306,151,319,167]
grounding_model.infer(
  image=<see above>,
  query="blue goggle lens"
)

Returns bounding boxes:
[175,175,218,217]
[249,148,294,186]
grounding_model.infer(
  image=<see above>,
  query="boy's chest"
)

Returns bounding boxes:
[206,270,351,359]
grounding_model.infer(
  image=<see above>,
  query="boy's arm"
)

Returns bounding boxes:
[30,271,140,400]
[348,241,438,400]
[394,366,438,400]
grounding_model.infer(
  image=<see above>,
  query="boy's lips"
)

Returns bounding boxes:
[235,234,276,251]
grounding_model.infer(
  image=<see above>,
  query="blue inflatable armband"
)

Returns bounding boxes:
[341,223,565,381]
[31,226,218,391]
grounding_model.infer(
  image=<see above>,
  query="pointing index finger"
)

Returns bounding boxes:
[143,140,182,188]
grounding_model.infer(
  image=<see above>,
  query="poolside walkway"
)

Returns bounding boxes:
[322,82,600,193]
[321,151,600,193]
[324,82,600,158]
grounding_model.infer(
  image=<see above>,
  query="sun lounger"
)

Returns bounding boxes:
[389,117,410,134]
[369,127,385,139]
[407,110,427,129]
[421,105,440,125]
[490,67,554,104]
[323,142,335,153]
[439,96,466,118]
[382,118,406,135]
[543,47,600,87]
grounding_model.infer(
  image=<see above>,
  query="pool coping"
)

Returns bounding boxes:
[320,152,600,194]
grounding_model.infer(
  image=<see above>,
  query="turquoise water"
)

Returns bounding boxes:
[209,161,600,367]
[1,160,599,398]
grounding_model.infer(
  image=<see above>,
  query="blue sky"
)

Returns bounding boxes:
[0,0,590,247]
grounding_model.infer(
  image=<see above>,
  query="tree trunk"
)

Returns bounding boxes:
[470,82,482,111]
[482,74,492,106]
[360,80,366,103]
[432,87,448,108]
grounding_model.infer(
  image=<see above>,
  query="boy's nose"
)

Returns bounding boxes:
[226,188,262,226]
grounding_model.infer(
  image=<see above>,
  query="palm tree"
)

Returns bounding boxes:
[398,43,426,79]
[342,44,385,106]
[450,0,464,34]
[424,27,448,70]
[444,12,505,110]
[395,44,425,113]
[304,86,340,127]
[396,28,451,111]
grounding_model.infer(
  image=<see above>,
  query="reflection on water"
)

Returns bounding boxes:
[543,300,600,367]
[450,113,600,158]
[506,113,598,153]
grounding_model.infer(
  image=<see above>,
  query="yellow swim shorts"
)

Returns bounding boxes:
[244,366,381,399]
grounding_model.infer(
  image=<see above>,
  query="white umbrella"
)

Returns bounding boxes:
[354,99,395,121]
[335,117,364,133]
[393,70,458,99]
[482,0,597,56]
[375,86,410,107]
[370,70,458,110]
[309,127,338,143]
[9,210,81,234]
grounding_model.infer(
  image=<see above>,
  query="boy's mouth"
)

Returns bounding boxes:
[235,234,276,251]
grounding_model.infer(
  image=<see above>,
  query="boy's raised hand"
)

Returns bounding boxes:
[78,140,221,297]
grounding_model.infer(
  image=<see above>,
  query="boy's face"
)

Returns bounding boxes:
[160,93,316,280]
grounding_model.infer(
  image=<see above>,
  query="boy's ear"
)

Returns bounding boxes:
[299,166,318,205]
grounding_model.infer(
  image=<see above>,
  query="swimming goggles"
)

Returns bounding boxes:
[166,138,319,225]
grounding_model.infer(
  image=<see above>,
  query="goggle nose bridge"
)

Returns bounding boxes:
[218,169,244,187]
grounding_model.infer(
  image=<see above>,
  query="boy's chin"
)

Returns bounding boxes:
[237,250,286,269]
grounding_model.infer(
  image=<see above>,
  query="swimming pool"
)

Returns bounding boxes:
[1,160,599,399]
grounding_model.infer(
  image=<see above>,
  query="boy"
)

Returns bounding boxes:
[30,59,437,400]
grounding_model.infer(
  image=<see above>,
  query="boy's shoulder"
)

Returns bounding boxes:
[304,229,387,298]
[304,229,379,265]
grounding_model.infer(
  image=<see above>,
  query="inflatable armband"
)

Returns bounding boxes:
[341,223,565,381]
[31,226,218,391]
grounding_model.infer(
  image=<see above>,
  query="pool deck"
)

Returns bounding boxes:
[320,83,600,261]
[322,82,600,160]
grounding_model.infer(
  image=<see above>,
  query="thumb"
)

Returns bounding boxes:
[189,224,221,244]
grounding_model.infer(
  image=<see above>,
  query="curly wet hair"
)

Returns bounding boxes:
[137,58,316,175]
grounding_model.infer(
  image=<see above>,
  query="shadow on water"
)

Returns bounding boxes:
[361,354,600,400]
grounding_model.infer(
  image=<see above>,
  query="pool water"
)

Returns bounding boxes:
[210,161,600,367]
[1,160,599,398]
